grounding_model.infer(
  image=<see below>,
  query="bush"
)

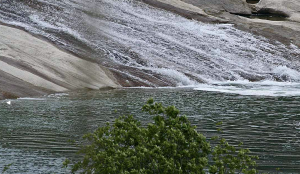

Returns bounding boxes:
[2,163,12,174]
[64,99,258,174]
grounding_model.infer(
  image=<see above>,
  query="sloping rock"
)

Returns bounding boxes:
[141,0,229,23]
[180,0,252,15]
[143,0,300,48]
[256,0,300,22]
[141,0,251,23]
[0,69,52,99]
[235,18,300,47]
[0,24,120,99]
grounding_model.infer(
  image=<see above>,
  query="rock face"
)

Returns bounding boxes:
[144,0,251,15]
[0,24,120,100]
[181,0,251,15]
[256,0,300,22]
[238,0,300,46]
[141,0,228,23]
[142,0,300,47]
[141,0,251,23]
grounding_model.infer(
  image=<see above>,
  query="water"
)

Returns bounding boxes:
[0,0,300,173]
[0,89,300,173]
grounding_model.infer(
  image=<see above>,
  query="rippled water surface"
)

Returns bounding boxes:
[0,89,300,173]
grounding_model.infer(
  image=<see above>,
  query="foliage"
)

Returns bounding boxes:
[64,99,258,174]
[2,163,12,174]
[209,122,258,174]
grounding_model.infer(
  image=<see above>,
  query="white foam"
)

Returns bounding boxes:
[17,97,46,100]
[3,0,300,89]
[94,0,300,86]
[295,122,300,130]
[29,15,89,44]
[272,66,300,81]
[147,68,197,86]
[194,80,300,96]
[30,14,58,29]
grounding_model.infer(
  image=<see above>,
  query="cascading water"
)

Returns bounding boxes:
[1,1,300,173]
[1,0,300,95]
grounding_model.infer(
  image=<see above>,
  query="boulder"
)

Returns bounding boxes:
[256,0,300,22]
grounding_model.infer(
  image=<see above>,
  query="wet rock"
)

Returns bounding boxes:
[141,0,251,23]
[256,0,300,22]
[140,0,229,23]
[144,0,300,48]
[235,0,300,47]
[180,0,252,15]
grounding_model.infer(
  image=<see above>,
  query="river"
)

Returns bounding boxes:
[0,0,300,173]
[0,89,300,173]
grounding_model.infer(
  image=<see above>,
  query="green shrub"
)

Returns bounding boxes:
[64,99,258,174]
[2,163,12,174]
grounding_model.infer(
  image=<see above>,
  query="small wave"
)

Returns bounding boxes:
[17,97,46,101]
[295,122,300,130]
[272,66,300,81]
[193,80,300,96]
[52,93,69,96]
[148,68,197,86]
[47,93,69,99]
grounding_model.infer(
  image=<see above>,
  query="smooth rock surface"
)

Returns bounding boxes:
[144,0,300,47]
[0,24,120,99]
[180,0,252,15]
[141,0,229,23]
[257,0,300,22]
[142,0,251,22]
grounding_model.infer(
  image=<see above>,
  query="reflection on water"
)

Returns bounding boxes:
[0,88,300,173]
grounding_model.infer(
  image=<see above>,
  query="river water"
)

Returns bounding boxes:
[0,0,300,173]
[1,89,300,173]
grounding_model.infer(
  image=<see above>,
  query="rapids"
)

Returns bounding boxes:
[1,0,300,92]
[1,1,300,173]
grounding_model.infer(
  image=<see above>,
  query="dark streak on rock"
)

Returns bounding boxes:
[0,69,52,100]
[0,56,73,89]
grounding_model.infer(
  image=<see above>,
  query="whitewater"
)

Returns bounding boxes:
[0,0,300,96]
[1,1,300,173]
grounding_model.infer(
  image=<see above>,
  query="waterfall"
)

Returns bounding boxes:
[1,0,300,95]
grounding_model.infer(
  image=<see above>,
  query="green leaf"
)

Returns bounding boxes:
[65,99,259,174]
